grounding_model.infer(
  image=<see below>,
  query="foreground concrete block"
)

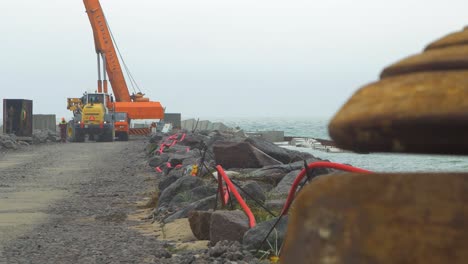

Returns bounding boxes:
[425,26,468,51]
[329,71,468,154]
[381,45,468,78]
[282,173,468,264]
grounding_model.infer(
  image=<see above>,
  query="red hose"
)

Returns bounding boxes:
[281,161,372,215]
[216,165,256,228]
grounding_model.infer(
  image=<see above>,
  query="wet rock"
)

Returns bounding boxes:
[281,173,468,264]
[164,195,217,223]
[210,210,249,244]
[158,176,204,207]
[213,141,282,169]
[189,210,213,240]
[243,216,288,251]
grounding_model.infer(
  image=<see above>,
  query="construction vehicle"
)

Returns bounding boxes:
[67,93,115,142]
[66,0,164,142]
[113,112,129,141]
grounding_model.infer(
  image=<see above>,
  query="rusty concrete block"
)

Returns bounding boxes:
[381,45,468,78]
[282,173,468,264]
[328,71,468,154]
[425,26,468,51]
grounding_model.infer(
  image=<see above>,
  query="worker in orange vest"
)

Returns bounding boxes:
[58,118,67,143]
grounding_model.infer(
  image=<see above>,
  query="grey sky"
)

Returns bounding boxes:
[0,0,467,120]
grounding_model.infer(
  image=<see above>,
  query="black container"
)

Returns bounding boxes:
[3,99,33,137]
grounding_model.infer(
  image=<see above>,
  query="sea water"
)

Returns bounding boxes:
[214,117,468,173]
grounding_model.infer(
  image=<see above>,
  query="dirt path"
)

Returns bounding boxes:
[0,139,170,264]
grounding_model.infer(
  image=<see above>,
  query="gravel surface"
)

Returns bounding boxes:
[0,139,172,264]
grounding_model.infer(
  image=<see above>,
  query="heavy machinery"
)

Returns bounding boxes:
[67,0,164,142]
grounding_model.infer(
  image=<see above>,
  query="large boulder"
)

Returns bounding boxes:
[270,170,302,195]
[210,210,250,244]
[213,141,282,169]
[148,153,169,167]
[169,185,217,207]
[158,176,204,207]
[164,195,217,223]
[235,164,297,185]
[271,166,333,196]
[239,181,266,204]
[282,173,468,264]
[245,137,314,164]
[178,133,210,150]
[243,216,289,251]
[188,210,213,240]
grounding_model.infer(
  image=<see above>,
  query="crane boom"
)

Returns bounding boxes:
[83,0,131,102]
[82,0,164,120]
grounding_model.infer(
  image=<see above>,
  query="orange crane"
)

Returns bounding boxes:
[83,0,164,120]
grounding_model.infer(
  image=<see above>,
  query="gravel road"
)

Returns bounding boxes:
[0,139,172,264]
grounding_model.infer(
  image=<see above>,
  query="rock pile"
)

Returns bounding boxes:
[0,129,59,151]
[0,134,23,150]
[32,129,60,144]
[147,129,334,259]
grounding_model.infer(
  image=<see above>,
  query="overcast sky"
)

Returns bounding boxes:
[0,0,467,120]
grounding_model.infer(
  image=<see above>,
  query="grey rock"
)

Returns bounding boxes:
[213,141,282,169]
[265,199,286,211]
[210,210,250,244]
[148,153,169,167]
[239,181,266,204]
[170,185,217,207]
[17,141,30,146]
[272,170,302,195]
[158,175,181,193]
[188,210,213,240]
[243,216,289,251]
[164,195,217,223]
[2,140,18,149]
[158,176,204,207]
[245,137,315,163]
[149,133,164,143]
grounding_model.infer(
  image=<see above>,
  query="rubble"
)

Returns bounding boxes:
[146,128,333,262]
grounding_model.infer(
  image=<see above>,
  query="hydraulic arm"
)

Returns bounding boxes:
[83,0,164,119]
